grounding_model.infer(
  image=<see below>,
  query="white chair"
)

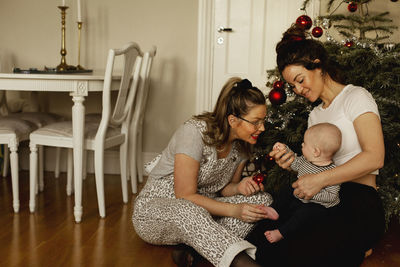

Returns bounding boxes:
[0,61,64,184]
[3,108,63,190]
[72,47,156,194]
[129,47,156,194]
[0,91,38,212]
[29,42,143,218]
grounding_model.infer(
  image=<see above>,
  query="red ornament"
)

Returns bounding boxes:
[273,80,284,89]
[253,173,266,184]
[344,40,354,47]
[348,2,358,12]
[295,15,312,30]
[266,155,274,162]
[268,88,287,105]
[311,26,323,38]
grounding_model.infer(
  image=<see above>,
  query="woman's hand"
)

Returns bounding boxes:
[233,203,272,223]
[269,142,295,170]
[236,176,264,196]
[292,173,325,200]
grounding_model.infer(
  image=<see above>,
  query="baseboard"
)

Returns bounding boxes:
[18,144,160,175]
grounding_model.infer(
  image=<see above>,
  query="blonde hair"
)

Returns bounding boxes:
[194,77,266,155]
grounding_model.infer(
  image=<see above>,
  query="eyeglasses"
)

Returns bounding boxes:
[236,115,265,129]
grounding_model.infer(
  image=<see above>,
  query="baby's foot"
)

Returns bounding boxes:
[264,229,283,243]
[258,205,279,220]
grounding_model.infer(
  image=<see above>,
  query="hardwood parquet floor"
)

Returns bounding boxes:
[0,171,399,267]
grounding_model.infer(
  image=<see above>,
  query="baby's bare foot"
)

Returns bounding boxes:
[258,205,279,220]
[264,229,283,243]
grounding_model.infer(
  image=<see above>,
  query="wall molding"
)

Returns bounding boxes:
[196,0,215,114]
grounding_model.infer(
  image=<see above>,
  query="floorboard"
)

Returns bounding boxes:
[0,171,398,266]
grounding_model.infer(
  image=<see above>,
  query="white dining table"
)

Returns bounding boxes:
[0,71,120,223]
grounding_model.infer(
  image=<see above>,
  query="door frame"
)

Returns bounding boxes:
[196,0,215,114]
[195,0,321,114]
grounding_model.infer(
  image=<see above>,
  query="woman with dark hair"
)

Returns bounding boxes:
[133,77,278,267]
[246,25,385,267]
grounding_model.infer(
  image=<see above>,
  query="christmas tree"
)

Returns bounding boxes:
[252,0,400,225]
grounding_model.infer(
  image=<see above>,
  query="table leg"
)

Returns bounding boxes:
[72,94,85,223]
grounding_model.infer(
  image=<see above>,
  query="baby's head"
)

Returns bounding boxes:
[302,123,341,162]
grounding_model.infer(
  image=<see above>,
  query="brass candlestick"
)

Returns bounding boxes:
[57,6,76,72]
[76,22,86,70]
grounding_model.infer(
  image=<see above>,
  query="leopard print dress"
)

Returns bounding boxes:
[132,119,273,267]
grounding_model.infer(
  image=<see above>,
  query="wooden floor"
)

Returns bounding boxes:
[0,171,399,267]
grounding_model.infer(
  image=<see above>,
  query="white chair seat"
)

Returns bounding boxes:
[6,112,63,128]
[2,112,64,180]
[31,121,122,144]
[0,117,37,137]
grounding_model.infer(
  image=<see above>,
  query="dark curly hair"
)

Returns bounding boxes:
[276,24,344,83]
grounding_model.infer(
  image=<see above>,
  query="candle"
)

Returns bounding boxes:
[77,0,82,22]
[62,0,65,6]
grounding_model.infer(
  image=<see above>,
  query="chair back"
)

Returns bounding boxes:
[96,42,143,140]
[129,46,157,135]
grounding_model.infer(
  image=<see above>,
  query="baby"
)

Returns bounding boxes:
[265,123,342,243]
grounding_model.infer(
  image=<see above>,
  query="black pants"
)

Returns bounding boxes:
[246,182,385,267]
[276,198,328,239]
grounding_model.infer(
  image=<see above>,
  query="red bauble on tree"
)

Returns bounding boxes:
[344,40,354,47]
[268,87,287,105]
[253,173,266,185]
[348,2,358,12]
[273,80,284,89]
[295,15,312,30]
[311,26,323,38]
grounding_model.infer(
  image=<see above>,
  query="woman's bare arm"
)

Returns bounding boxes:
[174,153,268,221]
[293,112,384,199]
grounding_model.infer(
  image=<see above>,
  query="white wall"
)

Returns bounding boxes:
[0,0,199,157]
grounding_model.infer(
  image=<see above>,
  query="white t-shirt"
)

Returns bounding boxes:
[308,84,380,174]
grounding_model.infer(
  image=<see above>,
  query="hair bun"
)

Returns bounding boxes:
[236,79,253,90]
[282,24,307,42]
[276,24,309,54]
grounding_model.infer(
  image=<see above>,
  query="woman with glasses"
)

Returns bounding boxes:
[133,77,278,267]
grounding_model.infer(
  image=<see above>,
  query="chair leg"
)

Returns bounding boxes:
[29,143,38,213]
[130,135,138,194]
[3,146,9,178]
[9,145,20,213]
[137,128,144,183]
[82,149,87,180]
[54,147,61,178]
[119,143,128,204]
[66,148,73,195]
[94,147,106,218]
[38,146,44,191]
